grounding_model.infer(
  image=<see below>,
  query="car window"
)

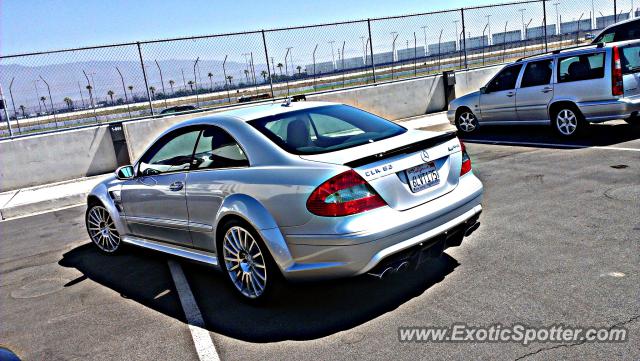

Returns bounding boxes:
[249,104,406,155]
[138,128,201,176]
[520,59,553,88]
[621,44,640,74]
[486,64,523,92]
[192,126,249,169]
[557,53,605,83]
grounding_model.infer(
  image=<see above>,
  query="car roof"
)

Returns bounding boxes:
[513,39,640,64]
[599,17,639,33]
[215,100,338,121]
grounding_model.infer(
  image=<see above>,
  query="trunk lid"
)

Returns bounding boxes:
[300,129,463,211]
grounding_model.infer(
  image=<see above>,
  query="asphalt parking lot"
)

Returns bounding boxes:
[1,121,638,360]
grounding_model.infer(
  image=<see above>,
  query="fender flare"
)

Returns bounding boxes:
[215,194,294,271]
[87,183,128,236]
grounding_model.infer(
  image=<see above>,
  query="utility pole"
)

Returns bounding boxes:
[0,83,13,137]
[328,40,336,68]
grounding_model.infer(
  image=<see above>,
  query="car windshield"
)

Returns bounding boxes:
[248,104,407,155]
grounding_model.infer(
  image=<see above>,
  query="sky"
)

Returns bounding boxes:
[1,0,501,55]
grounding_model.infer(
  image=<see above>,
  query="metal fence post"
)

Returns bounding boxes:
[137,42,154,116]
[0,84,13,137]
[261,30,275,98]
[542,0,549,52]
[461,9,468,69]
[367,19,377,83]
[613,0,617,20]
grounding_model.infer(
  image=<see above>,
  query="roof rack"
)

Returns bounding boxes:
[551,42,604,54]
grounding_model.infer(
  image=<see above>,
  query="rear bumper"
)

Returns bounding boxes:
[278,172,483,281]
[579,95,640,122]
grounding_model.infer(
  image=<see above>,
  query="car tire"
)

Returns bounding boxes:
[552,106,586,137]
[86,203,122,254]
[217,218,280,302]
[624,117,640,126]
[455,109,479,134]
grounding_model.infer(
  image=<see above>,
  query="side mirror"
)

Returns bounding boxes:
[480,86,488,94]
[115,165,135,180]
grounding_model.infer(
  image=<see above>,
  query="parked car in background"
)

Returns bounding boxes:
[160,105,198,115]
[448,40,640,137]
[86,101,483,301]
[592,18,640,44]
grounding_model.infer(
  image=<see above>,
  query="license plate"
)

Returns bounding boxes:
[406,162,440,193]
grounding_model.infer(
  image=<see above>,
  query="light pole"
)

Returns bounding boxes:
[312,44,318,90]
[421,26,427,62]
[115,66,132,118]
[34,80,42,113]
[482,23,489,65]
[0,84,13,136]
[39,75,58,128]
[341,41,346,87]
[576,13,584,44]
[519,9,527,37]
[553,3,561,35]
[193,57,200,107]
[223,55,230,102]
[391,32,399,79]
[154,60,167,108]
[485,15,492,45]
[284,47,292,96]
[77,81,86,109]
[502,21,508,62]
[524,19,532,56]
[8,77,20,132]
[328,40,336,69]
[438,29,443,71]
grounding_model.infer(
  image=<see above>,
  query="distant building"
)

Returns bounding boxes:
[459,35,488,50]
[371,51,393,65]
[336,56,365,70]
[596,13,630,29]
[492,30,522,44]
[560,19,592,34]
[397,46,425,61]
[526,25,556,39]
[427,41,456,55]
[305,61,334,75]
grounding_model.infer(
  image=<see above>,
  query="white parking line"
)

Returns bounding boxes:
[463,139,640,152]
[168,259,220,361]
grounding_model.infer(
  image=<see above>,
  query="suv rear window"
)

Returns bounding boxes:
[593,20,640,43]
[557,53,605,82]
[621,45,640,74]
[249,105,406,155]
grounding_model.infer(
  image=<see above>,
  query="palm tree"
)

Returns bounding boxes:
[296,65,302,75]
[226,75,233,88]
[244,69,250,84]
[149,86,156,100]
[207,72,213,90]
[19,105,26,117]
[63,97,73,110]
[127,85,134,100]
[107,90,115,105]
[260,70,268,82]
[40,96,48,113]
[168,80,175,94]
[276,63,284,76]
[187,80,194,92]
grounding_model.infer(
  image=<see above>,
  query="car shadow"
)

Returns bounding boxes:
[59,243,459,342]
[459,121,640,148]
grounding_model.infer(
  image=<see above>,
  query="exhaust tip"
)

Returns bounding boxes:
[367,267,394,279]
[464,221,480,237]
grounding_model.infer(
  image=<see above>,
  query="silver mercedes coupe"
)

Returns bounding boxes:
[86,100,483,301]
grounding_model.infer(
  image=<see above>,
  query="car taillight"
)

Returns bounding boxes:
[306,170,387,217]
[460,140,472,176]
[612,46,624,96]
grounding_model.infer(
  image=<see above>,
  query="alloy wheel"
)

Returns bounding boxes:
[556,109,578,136]
[222,226,267,299]
[458,112,477,132]
[87,206,121,253]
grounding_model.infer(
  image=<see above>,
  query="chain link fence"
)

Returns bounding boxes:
[0,0,628,138]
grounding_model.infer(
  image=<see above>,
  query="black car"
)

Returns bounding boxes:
[593,18,640,44]
[160,105,198,115]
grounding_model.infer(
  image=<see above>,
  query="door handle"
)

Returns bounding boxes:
[169,181,184,191]
[506,92,515,97]
[541,87,553,93]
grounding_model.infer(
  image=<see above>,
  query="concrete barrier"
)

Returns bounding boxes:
[1,67,495,192]
[455,64,503,97]
[0,126,117,192]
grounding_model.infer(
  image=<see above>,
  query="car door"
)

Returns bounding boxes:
[121,126,202,246]
[479,64,523,123]
[516,58,555,123]
[185,125,250,251]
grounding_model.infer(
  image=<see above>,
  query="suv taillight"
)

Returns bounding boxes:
[612,46,624,96]
[460,140,472,176]
[306,170,387,217]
